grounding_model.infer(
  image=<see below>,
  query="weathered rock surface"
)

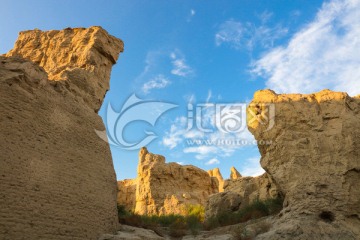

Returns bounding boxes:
[207,168,224,192]
[99,225,164,240]
[229,166,242,180]
[100,224,237,240]
[205,172,279,219]
[0,27,123,240]
[248,89,360,239]
[223,173,279,206]
[5,26,123,112]
[117,147,218,215]
[117,179,137,212]
[204,191,242,220]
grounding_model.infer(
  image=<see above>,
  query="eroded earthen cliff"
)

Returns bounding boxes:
[117,147,219,215]
[248,89,360,239]
[117,179,137,212]
[207,168,225,192]
[205,169,279,219]
[5,26,123,112]
[0,27,123,240]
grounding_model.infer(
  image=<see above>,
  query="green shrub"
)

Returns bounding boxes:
[117,204,128,217]
[169,218,187,237]
[186,204,205,221]
[117,206,202,233]
[204,196,283,230]
[117,197,282,233]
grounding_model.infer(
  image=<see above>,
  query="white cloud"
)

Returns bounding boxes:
[142,74,171,94]
[240,156,265,177]
[162,116,187,149]
[184,129,204,139]
[170,50,194,77]
[136,49,193,93]
[251,0,360,96]
[205,158,220,165]
[184,145,218,156]
[257,10,273,24]
[187,9,196,22]
[215,17,287,51]
[162,99,257,160]
[179,127,256,160]
[215,20,243,48]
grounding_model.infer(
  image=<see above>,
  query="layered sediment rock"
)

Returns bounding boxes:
[205,170,279,219]
[5,26,123,112]
[117,179,137,212]
[117,147,218,215]
[223,173,279,205]
[230,166,242,180]
[208,168,225,192]
[0,27,123,240]
[204,191,243,220]
[248,89,360,239]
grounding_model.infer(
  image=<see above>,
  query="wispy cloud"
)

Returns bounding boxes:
[162,116,187,149]
[142,74,171,94]
[240,156,265,177]
[187,9,196,22]
[215,14,288,51]
[257,10,273,24]
[251,0,360,96]
[162,101,256,160]
[205,158,220,165]
[215,20,243,48]
[135,49,194,94]
[170,50,194,77]
[184,146,218,156]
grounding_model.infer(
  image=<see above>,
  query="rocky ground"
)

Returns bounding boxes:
[100,216,276,240]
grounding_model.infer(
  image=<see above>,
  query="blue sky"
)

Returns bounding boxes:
[1,0,359,180]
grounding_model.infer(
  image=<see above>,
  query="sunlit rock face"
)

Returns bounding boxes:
[117,147,218,215]
[0,27,123,240]
[5,26,123,112]
[248,89,360,239]
[230,166,242,180]
[117,179,137,212]
[208,168,225,192]
[205,169,279,220]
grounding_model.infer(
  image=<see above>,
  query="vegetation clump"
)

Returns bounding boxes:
[117,204,205,237]
[204,197,283,230]
[117,196,283,236]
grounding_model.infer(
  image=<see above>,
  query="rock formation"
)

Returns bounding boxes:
[205,170,279,219]
[223,173,279,205]
[5,26,123,112]
[100,225,164,240]
[117,179,137,212]
[207,168,225,192]
[117,147,218,215]
[0,27,123,240]
[204,191,243,220]
[248,89,360,239]
[230,166,242,180]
